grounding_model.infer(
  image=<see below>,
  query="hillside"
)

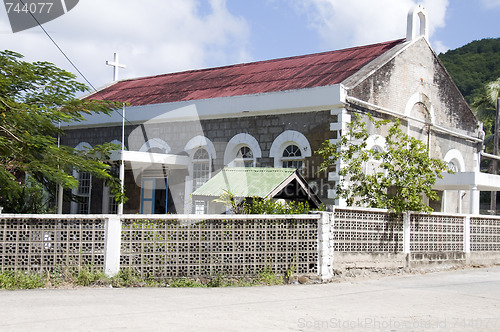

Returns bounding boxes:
[438,38,500,104]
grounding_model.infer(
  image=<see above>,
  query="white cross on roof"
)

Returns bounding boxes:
[106,53,126,82]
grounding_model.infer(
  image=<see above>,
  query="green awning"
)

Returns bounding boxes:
[192,167,321,207]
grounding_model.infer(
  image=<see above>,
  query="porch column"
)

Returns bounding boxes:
[117,160,125,214]
[470,184,480,215]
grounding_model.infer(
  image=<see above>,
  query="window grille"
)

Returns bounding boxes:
[193,148,210,190]
[76,172,92,214]
[234,146,255,167]
[281,144,303,170]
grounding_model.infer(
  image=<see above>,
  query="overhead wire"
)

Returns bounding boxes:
[18,0,135,126]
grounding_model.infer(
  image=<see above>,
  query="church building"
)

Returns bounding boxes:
[60,5,498,215]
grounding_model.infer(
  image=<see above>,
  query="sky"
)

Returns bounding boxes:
[0,0,499,92]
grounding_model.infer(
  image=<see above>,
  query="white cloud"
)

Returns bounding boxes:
[432,40,449,54]
[0,0,251,89]
[293,0,449,50]
[482,0,500,8]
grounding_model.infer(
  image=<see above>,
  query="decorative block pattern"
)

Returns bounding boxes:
[0,217,105,273]
[470,217,500,251]
[120,216,319,278]
[410,214,464,252]
[333,209,403,252]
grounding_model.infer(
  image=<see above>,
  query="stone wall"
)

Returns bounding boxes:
[61,110,335,213]
[346,38,480,172]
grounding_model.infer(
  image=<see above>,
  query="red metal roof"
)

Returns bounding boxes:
[89,39,405,106]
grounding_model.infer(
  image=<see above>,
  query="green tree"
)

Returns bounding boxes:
[0,50,123,213]
[438,38,500,104]
[316,114,449,214]
[472,77,500,152]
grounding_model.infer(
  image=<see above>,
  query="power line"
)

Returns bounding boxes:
[19,0,134,127]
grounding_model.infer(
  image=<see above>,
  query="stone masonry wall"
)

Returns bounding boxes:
[61,110,336,213]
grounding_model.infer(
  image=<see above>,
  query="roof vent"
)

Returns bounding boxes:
[406,5,429,41]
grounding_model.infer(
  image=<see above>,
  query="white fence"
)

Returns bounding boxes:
[1,208,500,281]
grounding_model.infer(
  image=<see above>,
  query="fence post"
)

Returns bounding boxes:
[403,212,411,267]
[317,211,334,282]
[464,215,471,255]
[104,215,122,277]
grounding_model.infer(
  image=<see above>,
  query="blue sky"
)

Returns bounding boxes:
[0,0,499,90]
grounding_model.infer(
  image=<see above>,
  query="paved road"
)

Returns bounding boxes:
[0,266,499,331]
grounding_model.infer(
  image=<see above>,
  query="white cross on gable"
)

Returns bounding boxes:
[106,53,126,82]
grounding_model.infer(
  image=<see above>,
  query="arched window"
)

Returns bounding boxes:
[270,130,312,170]
[365,135,386,175]
[234,146,255,167]
[224,133,261,167]
[281,144,303,170]
[448,160,459,173]
[139,138,171,154]
[192,148,211,190]
[444,149,465,173]
[72,142,92,214]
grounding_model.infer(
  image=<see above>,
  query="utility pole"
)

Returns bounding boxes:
[491,97,500,213]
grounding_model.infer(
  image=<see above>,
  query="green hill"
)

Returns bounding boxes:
[438,38,500,104]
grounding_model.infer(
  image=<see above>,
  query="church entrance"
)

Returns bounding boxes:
[140,177,169,214]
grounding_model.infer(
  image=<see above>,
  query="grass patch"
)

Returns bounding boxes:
[0,266,296,289]
[0,271,45,290]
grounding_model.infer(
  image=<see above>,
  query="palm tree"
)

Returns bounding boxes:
[472,78,500,212]
[472,77,500,152]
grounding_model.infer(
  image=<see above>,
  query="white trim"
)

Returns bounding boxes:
[405,92,435,124]
[444,149,466,172]
[366,135,386,151]
[184,136,216,160]
[270,130,312,168]
[347,96,482,143]
[109,150,189,168]
[110,139,124,149]
[64,85,344,128]
[139,138,171,153]
[224,133,262,166]
[75,142,92,151]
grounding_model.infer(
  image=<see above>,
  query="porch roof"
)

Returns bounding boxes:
[434,171,500,191]
[109,150,189,169]
[192,167,322,208]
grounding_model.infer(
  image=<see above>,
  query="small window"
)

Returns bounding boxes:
[281,144,303,170]
[76,172,91,214]
[194,200,207,214]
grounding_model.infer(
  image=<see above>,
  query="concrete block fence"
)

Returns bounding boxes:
[0,208,499,281]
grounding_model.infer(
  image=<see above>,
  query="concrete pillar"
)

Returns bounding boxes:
[57,184,63,214]
[470,185,480,215]
[104,215,122,277]
[464,215,471,254]
[317,212,334,281]
[458,190,463,214]
[403,212,411,254]
[117,161,125,214]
